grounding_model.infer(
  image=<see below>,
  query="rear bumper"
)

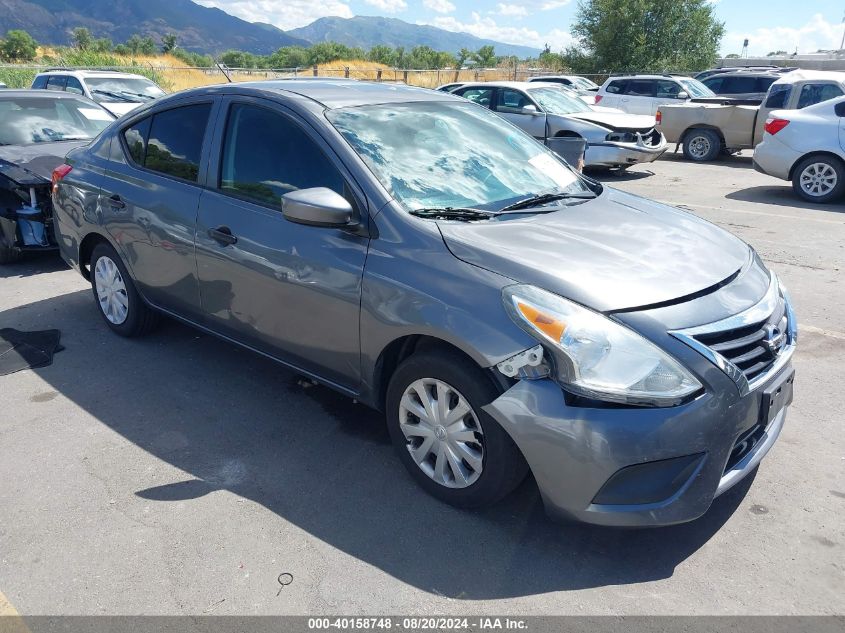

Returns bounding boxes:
[483,364,792,527]
[584,138,668,168]
[752,138,799,181]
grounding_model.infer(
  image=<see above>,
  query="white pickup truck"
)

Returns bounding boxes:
[656,71,845,161]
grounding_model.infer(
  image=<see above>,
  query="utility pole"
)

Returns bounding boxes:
[839,11,845,51]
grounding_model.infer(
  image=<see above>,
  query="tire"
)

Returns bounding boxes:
[0,235,22,264]
[90,242,158,337]
[682,129,721,162]
[791,155,845,203]
[385,350,528,508]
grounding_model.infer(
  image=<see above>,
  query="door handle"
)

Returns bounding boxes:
[107,194,126,209]
[208,225,237,246]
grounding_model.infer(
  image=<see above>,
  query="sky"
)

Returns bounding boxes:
[192,0,845,56]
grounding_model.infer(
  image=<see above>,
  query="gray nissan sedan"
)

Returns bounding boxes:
[52,80,796,526]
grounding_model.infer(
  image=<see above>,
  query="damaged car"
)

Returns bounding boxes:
[54,81,795,526]
[0,90,115,263]
[453,81,667,169]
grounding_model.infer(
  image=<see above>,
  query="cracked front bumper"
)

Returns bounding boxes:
[483,365,792,527]
[584,138,668,168]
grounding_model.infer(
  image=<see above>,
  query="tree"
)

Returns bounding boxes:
[122,34,156,56]
[367,45,395,66]
[267,46,311,68]
[766,50,787,57]
[0,29,38,62]
[456,48,472,68]
[725,53,740,59]
[219,50,258,68]
[570,0,724,72]
[71,27,93,50]
[473,45,497,68]
[92,38,113,53]
[161,33,178,54]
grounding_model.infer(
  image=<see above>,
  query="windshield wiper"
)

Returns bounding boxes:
[498,191,596,213]
[118,91,156,101]
[92,89,135,103]
[409,207,493,221]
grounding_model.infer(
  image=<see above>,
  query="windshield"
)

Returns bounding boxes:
[0,96,113,145]
[86,77,165,103]
[528,86,592,114]
[680,78,716,98]
[327,101,587,212]
[572,76,599,90]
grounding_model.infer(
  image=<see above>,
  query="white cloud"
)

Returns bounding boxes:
[193,0,353,30]
[429,14,573,50]
[722,13,844,56]
[423,0,456,14]
[362,0,407,13]
[495,4,528,17]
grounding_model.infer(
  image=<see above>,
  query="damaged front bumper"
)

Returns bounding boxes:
[583,131,668,168]
[0,184,57,252]
[483,365,791,526]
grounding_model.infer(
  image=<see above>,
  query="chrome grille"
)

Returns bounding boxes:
[670,274,796,396]
[693,298,786,382]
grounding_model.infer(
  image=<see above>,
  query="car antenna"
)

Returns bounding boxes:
[216,62,233,83]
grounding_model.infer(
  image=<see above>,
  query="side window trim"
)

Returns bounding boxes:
[204,95,369,223]
[117,98,220,186]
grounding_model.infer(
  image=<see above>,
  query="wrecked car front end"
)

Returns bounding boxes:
[0,161,57,262]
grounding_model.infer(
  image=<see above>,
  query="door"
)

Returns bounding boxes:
[194,98,370,388]
[600,79,628,109]
[454,86,495,109]
[99,99,216,318]
[621,79,656,114]
[492,88,547,139]
[654,80,685,114]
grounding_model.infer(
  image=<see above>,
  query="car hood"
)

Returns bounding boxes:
[565,111,658,130]
[438,188,751,312]
[0,140,90,185]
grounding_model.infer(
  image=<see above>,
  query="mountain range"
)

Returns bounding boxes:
[0,0,541,58]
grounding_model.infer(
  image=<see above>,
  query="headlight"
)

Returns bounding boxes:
[503,285,702,406]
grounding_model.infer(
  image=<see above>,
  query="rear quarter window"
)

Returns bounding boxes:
[32,75,48,89]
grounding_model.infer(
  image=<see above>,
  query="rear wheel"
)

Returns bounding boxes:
[90,242,158,337]
[385,350,528,508]
[682,129,721,161]
[791,155,845,203]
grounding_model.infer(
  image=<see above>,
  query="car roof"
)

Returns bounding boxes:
[704,71,781,79]
[606,75,691,81]
[772,70,845,85]
[36,70,154,79]
[0,88,99,100]
[179,79,461,109]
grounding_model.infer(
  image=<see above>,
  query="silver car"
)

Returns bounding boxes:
[754,95,845,202]
[454,81,667,169]
[53,80,795,526]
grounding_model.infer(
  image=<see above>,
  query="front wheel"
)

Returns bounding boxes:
[90,242,159,337]
[682,129,721,161]
[385,350,528,508]
[791,155,845,203]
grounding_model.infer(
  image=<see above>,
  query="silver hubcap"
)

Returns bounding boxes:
[94,256,129,325]
[688,135,711,159]
[399,378,484,489]
[799,162,837,197]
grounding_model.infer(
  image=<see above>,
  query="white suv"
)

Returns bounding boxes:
[595,74,716,115]
[31,70,166,117]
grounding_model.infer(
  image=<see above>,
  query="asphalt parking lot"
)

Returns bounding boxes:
[0,150,843,617]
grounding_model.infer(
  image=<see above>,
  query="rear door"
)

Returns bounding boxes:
[194,97,370,388]
[621,79,656,114]
[99,97,218,319]
[492,87,547,139]
[453,86,495,109]
[598,79,627,109]
[654,80,686,114]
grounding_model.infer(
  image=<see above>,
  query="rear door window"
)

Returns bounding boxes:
[122,104,211,182]
[625,80,655,97]
[455,87,494,107]
[45,76,67,91]
[605,79,628,94]
[495,88,533,112]
[720,75,758,94]
[797,83,844,109]
[655,80,681,98]
[65,77,85,95]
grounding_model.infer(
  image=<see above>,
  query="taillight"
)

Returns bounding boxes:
[764,118,789,136]
[594,94,603,104]
[655,110,662,124]
[51,163,72,194]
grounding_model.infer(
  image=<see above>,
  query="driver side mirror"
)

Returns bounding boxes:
[676,91,689,100]
[282,187,354,228]
[521,104,541,114]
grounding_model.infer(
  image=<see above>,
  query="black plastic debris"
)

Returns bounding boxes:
[0,328,63,376]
